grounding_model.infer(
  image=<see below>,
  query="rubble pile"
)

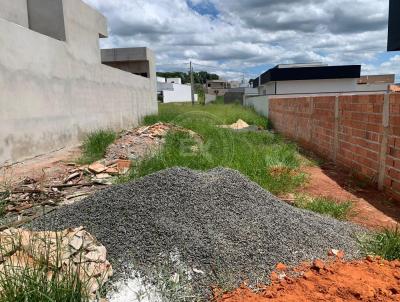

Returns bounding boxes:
[0,159,131,228]
[32,167,363,298]
[105,122,202,161]
[1,123,200,230]
[0,227,112,299]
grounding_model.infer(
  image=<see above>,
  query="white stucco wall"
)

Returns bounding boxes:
[0,0,28,27]
[163,83,198,103]
[275,78,358,94]
[244,95,269,118]
[258,78,389,96]
[0,0,157,164]
[355,83,390,92]
[166,78,182,84]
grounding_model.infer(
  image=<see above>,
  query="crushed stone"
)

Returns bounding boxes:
[31,167,364,298]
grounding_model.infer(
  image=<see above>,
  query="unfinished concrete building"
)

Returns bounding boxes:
[0,0,158,164]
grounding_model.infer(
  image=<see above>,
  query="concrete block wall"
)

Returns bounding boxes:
[268,93,400,201]
[205,94,216,104]
[244,95,269,118]
[0,0,157,165]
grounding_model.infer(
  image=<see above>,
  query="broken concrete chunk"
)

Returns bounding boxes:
[84,246,107,263]
[95,173,112,180]
[69,236,84,251]
[88,162,107,174]
[105,167,119,175]
[0,227,112,299]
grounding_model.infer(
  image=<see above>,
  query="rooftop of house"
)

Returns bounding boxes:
[276,63,328,69]
[252,64,361,88]
[206,80,227,83]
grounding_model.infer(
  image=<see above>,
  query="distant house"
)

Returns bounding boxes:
[229,81,241,89]
[388,0,400,51]
[157,77,198,103]
[224,87,259,105]
[102,47,156,80]
[206,80,229,96]
[252,64,394,95]
[166,78,182,84]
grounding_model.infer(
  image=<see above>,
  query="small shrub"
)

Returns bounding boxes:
[294,195,353,220]
[79,129,116,164]
[359,227,400,260]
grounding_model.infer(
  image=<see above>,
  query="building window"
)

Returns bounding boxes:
[27,0,66,41]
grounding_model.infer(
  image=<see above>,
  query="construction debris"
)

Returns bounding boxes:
[219,119,264,131]
[1,123,201,230]
[88,162,107,174]
[0,227,112,299]
[32,167,363,299]
[105,122,202,162]
[230,119,249,129]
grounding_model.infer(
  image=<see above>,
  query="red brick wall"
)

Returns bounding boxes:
[386,94,400,199]
[269,93,400,200]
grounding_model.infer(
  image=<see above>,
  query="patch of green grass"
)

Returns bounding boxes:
[78,129,116,164]
[359,227,400,260]
[0,191,9,218]
[129,103,307,195]
[144,103,268,131]
[0,200,6,217]
[0,233,90,302]
[0,265,89,302]
[294,195,353,220]
[214,96,224,104]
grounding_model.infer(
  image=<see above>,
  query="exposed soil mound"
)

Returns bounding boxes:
[31,167,363,297]
[216,257,400,302]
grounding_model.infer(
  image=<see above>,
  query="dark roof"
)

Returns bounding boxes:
[388,0,400,51]
[253,65,361,88]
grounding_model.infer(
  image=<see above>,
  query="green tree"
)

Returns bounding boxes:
[157,71,219,84]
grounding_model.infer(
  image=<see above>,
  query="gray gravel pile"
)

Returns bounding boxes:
[31,167,363,295]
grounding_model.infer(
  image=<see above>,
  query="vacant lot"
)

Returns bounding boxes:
[127,103,308,195]
[3,102,400,302]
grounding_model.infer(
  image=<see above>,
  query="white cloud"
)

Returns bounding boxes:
[83,0,398,81]
[363,55,400,81]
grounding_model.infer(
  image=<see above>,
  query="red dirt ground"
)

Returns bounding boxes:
[300,163,400,229]
[3,149,400,230]
[215,257,400,302]
[0,147,81,185]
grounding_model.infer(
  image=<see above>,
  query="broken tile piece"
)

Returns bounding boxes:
[88,162,107,174]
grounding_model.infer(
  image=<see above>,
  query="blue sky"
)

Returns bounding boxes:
[186,0,219,18]
[85,0,399,82]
